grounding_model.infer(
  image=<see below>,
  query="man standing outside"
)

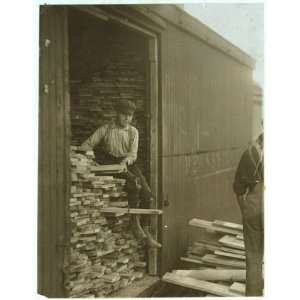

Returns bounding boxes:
[233,133,264,296]
[81,100,161,248]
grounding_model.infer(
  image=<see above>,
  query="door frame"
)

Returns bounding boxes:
[71,5,161,275]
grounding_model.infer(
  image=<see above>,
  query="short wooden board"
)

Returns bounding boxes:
[100,207,163,215]
[219,235,245,250]
[230,282,246,295]
[173,269,246,282]
[162,273,241,297]
[189,219,241,235]
[180,257,205,265]
[213,220,243,231]
[214,250,245,260]
[201,254,246,269]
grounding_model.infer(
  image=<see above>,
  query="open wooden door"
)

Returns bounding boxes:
[38,6,70,297]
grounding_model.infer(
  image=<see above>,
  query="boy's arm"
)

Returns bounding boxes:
[81,125,107,151]
[121,128,139,166]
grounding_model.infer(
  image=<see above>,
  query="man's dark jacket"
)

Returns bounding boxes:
[233,145,264,196]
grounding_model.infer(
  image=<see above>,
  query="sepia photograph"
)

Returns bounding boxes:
[37,2,264,297]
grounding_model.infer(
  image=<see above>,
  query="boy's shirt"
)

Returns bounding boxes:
[82,122,139,164]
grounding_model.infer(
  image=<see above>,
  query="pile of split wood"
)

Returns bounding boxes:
[64,146,147,298]
[163,219,246,297]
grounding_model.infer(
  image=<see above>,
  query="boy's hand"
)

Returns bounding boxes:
[121,157,132,166]
[79,144,91,151]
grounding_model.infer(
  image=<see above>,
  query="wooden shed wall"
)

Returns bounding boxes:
[159,17,253,273]
[38,6,70,297]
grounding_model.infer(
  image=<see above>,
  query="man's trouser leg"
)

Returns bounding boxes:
[240,183,264,296]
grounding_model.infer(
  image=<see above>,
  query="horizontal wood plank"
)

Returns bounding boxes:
[213,220,243,231]
[201,254,246,269]
[219,235,245,250]
[230,282,246,295]
[180,257,205,265]
[173,269,246,282]
[189,219,241,235]
[100,207,163,215]
[162,273,241,297]
[214,250,245,260]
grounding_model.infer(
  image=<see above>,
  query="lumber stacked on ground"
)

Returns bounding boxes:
[181,240,245,269]
[186,218,245,265]
[65,147,147,298]
[173,219,246,296]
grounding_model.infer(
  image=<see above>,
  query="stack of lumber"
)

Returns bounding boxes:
[70,34,148,175]
[163,219,246,297]
[65,146,147,297]
[180,219,246,269]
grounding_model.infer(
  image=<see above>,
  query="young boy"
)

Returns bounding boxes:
[81,100,161,248]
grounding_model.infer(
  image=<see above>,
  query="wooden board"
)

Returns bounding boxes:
[162,273,241,297]
[38,6,69,297]
[214,250,245,260]
[180,257,205,265]
[230,282,246,295]
[91,164,127,173]
[219,235,245,250]
[201,254,246,269]
[236,234,244,240]
[213,220,243,231]
[187,254,205,262]
[220,246,245,256]
[193,242,220,252]
[173,269,246,282]
[100,207,163,215]
[189,219,241,235]
[147,36,159,277]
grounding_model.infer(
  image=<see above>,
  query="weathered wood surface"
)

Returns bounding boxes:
[213,220,243,231]
[180,257,205,265]
[173,269,246,282]
[201,254,246,269]
[230,282,246,295]
[162,272,241,297]
[189,218,242,235]
[219,235,245,250]
[100,207,163,215]
[214,250,246,260]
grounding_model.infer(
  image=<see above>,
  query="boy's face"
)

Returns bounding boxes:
[117,112,133,128]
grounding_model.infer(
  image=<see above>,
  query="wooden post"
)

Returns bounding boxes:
[38,6,69,297]
[148,37,159,275]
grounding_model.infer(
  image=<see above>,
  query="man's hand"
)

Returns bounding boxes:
[236,194,245,212]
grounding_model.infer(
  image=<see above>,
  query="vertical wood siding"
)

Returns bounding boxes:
[38,6,70,297]
[160,22,253,274]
